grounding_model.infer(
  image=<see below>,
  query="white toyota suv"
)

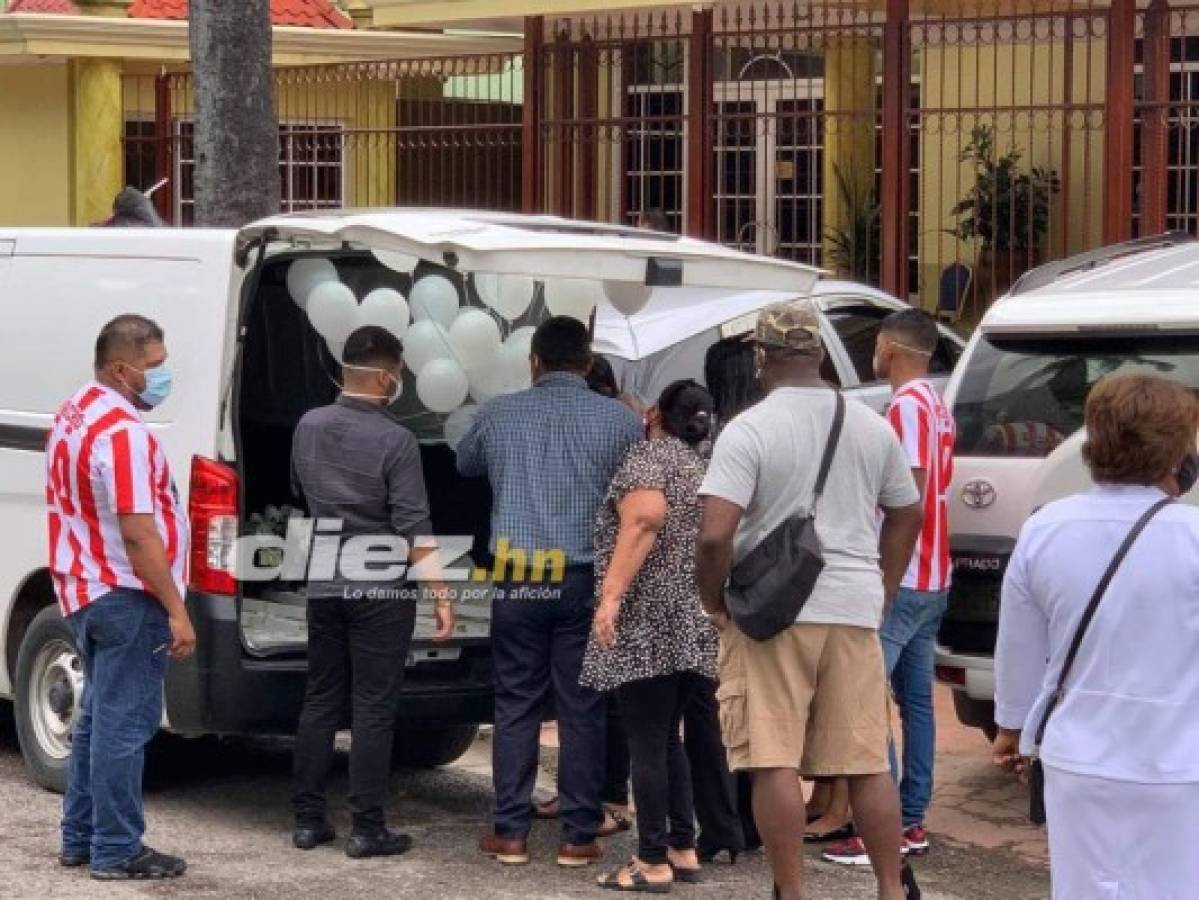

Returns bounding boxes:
[936,235,1199,738]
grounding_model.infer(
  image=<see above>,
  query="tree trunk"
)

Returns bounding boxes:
[189,0,278,227]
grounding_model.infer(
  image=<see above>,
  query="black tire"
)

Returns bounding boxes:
[14,606,80,793]
[391,724,479,769]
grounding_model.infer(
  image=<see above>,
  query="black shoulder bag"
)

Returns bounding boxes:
[725,391,845,642]
[1026,495,1173,825]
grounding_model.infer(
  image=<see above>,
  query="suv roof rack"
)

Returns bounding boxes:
[1008,231,1196,297]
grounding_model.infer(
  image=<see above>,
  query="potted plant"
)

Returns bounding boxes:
[824,163,881,286]
[949,125,1061,299]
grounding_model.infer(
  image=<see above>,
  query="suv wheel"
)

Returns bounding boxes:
[14,606,81,793]
[391,724,479,769]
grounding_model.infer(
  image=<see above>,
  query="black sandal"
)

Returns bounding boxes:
[668,861,702,884]
[598,862,673,894]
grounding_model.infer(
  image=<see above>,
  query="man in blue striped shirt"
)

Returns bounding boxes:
[458,316,642,867]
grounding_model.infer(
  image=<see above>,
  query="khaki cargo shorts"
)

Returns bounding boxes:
[715,621,891,776]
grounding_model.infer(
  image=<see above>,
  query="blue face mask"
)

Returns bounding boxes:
[131,362,173,409]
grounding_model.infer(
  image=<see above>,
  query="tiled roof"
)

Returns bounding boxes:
[6,0,82,12]
[128,0,354,29]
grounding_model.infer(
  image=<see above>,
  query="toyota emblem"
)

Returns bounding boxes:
[961,479,997,509]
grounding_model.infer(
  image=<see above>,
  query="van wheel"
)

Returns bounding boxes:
[14,606,80,793]
[392,724,479,769]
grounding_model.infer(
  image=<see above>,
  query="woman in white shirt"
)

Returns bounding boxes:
[994,372,1199,898]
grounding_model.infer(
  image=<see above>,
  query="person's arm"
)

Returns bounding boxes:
[878,502,923,606]
[386,432,453,641]
[592,489,667,649]
[455,407,489,477]
[695,422,758,623]
[697,497,745,622]
[119,514,195,659]
[876,426,924,616]
[98,428,194,659]
[993,534,1048,776]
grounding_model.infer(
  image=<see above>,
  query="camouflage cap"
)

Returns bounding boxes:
[754,299,823,352]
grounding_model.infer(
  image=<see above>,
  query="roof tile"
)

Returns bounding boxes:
[6,0,82,13]
[128,0,353,29]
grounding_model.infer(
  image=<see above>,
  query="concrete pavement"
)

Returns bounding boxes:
[0,687,1049,899]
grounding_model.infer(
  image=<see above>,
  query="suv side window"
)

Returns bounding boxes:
[827,302,957,383]
[825,305,888,383]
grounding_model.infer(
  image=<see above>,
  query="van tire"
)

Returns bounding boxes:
[392,724,479,769]
[14,606,79,793]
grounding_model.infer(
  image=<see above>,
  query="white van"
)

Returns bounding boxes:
[0,211,818,791]
[935,235,1199,737]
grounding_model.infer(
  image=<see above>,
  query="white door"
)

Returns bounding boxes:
[713,81,825,264]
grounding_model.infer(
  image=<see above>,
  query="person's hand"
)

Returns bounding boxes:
[168,611,196,661]
[592,598,620,650]
[431,585,455,642]
[992,728,1028,782]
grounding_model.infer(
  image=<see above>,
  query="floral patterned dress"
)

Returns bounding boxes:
[580,437,719,692]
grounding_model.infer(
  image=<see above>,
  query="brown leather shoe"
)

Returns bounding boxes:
[479,833,530,866]
[557,841,603,867]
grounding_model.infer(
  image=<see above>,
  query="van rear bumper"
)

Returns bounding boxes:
[163,592,495,737]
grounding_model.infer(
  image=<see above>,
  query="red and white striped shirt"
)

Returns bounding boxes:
[886,378,956,593]
[45,382,189,616]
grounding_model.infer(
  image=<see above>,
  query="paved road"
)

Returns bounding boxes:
[0,689,1049,899]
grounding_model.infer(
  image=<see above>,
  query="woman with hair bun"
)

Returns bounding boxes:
[582,380,720,892]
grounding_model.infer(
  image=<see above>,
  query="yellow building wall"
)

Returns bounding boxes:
[917,35,1107,307]
[121,73,398,210]
[0,64,72,226]
[70,58,125,226]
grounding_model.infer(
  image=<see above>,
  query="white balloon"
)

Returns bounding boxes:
[359,288,410,340]
[409,275,460,328]
[476,273,535,320]
[443,404,479,451]
[417,358,469,414]
[603,280,653,317]
[448,309,502,369]
[465,355,501,404]
[497,339,532,392]
[403,320,454,374]
[544,278,598,322]
[287,258,338,310]
[306,281,360,344]
[370,247,419,274]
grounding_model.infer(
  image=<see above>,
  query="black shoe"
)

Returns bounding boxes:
[293,823,337,851]
[902,863,922,900]
[90,847,186,881]
[59,850,89,868]
[345,827,413,860]
[696,845,739,865]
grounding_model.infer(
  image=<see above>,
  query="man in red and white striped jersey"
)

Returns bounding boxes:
[824,308,956,870]
[47,315,194,881]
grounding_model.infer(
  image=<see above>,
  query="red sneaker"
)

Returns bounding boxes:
[820,836,871,867]
[903,824,930,856]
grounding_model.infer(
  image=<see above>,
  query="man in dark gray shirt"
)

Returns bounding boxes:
[290,326,452,859]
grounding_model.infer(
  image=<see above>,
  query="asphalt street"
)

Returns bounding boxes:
[0,710,1049,900]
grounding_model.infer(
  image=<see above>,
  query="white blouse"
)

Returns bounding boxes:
[995,485,1199,784]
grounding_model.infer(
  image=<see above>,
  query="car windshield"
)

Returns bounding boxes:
[954,333,1199,457]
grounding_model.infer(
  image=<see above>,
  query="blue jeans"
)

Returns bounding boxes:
[490,566,605,845]
[61,589,170,872]
[879,587,948,829]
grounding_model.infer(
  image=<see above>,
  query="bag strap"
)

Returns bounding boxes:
[1031,495,1174,749]
[811,391,846,511]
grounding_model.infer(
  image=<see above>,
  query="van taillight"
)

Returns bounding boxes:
[189,456,239,596]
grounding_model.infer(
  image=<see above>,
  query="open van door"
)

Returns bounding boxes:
[238,211,822,294]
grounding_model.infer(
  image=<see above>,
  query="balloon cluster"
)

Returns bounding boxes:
[287,256,611,448]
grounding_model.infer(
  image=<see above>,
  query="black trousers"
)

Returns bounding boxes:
[617,672,701,865]
[603,694,631,806]
[683,677,747,855]
[293,595,416,834]
[491,567,605,845]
